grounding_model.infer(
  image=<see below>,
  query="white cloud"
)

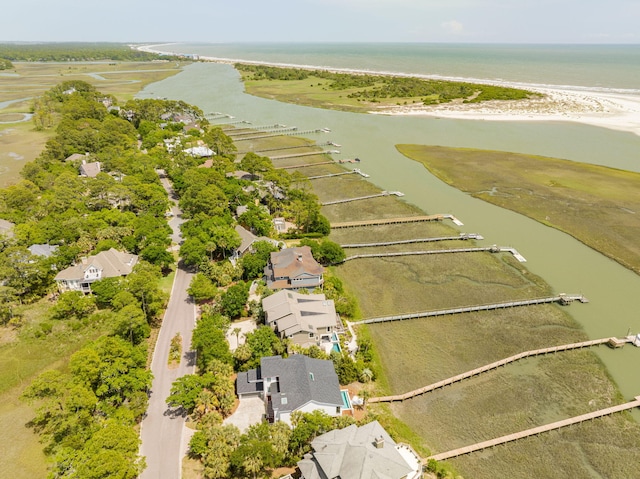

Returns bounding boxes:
[442,20,464,34]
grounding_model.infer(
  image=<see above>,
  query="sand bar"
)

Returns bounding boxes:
[137,44,640,137]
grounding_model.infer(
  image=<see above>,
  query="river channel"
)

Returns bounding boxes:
[138,62,640,414]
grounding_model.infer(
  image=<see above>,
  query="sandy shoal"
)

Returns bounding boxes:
[137,44,640,137]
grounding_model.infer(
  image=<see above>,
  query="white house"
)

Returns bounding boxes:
[236,354,343,425]
[54,248,138,293]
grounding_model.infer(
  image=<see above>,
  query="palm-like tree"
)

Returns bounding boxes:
[243,453,263,479]
[232,327,242,348]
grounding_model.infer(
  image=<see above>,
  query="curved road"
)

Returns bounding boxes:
[139,176,196,479]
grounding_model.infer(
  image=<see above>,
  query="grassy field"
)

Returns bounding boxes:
[397,144,640,276]
[0,61,187,187]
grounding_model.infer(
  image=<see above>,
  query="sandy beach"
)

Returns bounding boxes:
[137,44,640,137]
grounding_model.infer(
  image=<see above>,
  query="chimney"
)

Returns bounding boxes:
[297,254,303,262]
[374,436,384,449]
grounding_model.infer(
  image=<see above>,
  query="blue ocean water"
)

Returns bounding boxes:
[159,42,640,92]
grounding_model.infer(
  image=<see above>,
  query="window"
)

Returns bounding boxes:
[309,332,314,338]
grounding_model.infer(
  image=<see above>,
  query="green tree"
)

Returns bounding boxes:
[192,314,233,368]
[219,282,249,319]
[188,273,219,302]
[50,291,96,321]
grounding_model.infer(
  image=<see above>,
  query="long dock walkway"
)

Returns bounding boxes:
[322,191,404,206]
[308,169,370,180]
[340,233,484,248]
[428,395,640,462]
[355,294,588,325]
[237,141,336,155]
[234,128,327,141]
[269,150,339,160]
[331,214,464,228]
[369,336,629,404]
[341,245,527,263]
[278,160,335,170]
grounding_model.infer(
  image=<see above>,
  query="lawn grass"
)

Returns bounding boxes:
[397,144,640,275]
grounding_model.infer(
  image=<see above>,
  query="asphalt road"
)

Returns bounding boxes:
[139,175,196,479]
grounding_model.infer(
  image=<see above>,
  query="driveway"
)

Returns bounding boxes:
[226,318,257,352]
[223,396,265,432]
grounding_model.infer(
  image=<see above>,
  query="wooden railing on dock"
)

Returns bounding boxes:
[355,294,588,325]
[269,150,339,160]
[368,336,626,404]
[427,395,640,462]
[340,245,527,263]
[278,160,335,169]
[340,233,484,248]
[331,215,464,228]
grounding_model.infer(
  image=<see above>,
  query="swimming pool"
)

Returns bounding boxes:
[340,389,352,410]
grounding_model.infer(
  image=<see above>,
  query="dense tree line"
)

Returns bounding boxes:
[0,82,193,477]
[237,63,537,104]
[0,58,13,69]
[0,43,175,62]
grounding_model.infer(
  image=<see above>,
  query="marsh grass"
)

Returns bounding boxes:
[288,140,640,478]
[397,144,640,276]
[0,300,113,479]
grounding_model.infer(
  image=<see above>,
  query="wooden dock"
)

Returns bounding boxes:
[322,191,404,206]
[331,215,464,229]
[340,245,527,263]
[234,128,326,141]
[355,294,588,325]
[340,233,484,248]
[368,336,628,404]
[427,395,640,462]
[277,160,336,170]
[308,169,370,180]
[269,150,339,160]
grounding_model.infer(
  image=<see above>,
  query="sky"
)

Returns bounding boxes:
[3,0,639,44]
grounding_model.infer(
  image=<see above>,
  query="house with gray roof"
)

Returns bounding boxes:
[231,225,280,261]
[264,246,324,291]
[263,290,342,349]
[79,160,101,178]
[297,420,422,479]
[236,354,343,425]
[28,244,59,258]
[54,248,138,293]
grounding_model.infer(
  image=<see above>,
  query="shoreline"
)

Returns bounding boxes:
[137,44,640,137]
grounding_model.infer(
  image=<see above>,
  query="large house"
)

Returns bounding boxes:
[236,354,343,425]
[264,246,324,291]
[297,420,422,479]
[263,290,342,350]
[54,248,138,293]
